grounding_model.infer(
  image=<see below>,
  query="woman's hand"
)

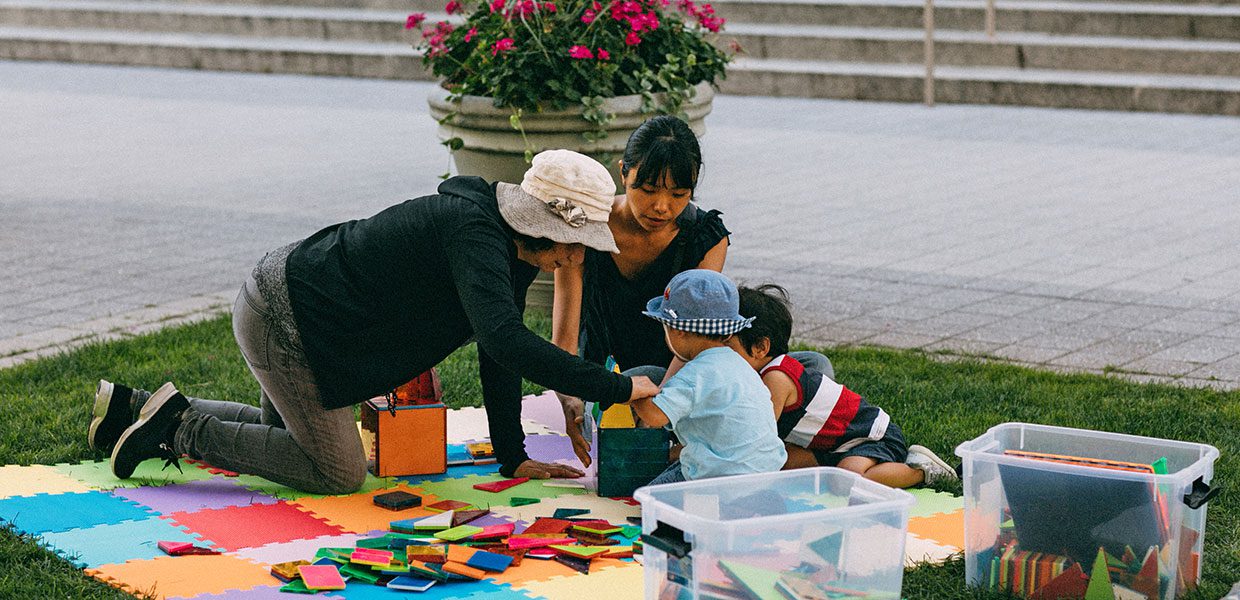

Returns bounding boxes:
[514,459,585,479]
[628,376,660,402]
[557,392,593,467]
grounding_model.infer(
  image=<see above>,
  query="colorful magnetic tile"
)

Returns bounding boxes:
[467,443,494,458]
[507,535,576,549]
[510,497,540,506]
[340,563,383,584]
[85,553,274,599]
[573,524,622,536]
[299,565,347,590]
[521,518,572,534]
[553,553,591,574]
[473,523,516,540]
[407,544,447,564]
[436,524,484,541]
[466,550,515,572]
[412,510,455,530]
[158,540,194,555]
[388,576,436,592]
[40,516,216,568]
[270,560,311,582]
[473,477,529,493]
[426,499,474,513]
[164,501,346,552]
[279,578,317,594]
[416,474,580,510]
[550,545,610,559]
[447,544,478,564]
[452,508,491,526]
[350,548,394,566]
[0,491,153,535]
[526,549,557,560]
[110,478,280,514]
[232,531,381,567]
[443,561,487,580]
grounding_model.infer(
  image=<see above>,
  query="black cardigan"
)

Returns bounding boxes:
[285,176,631,475]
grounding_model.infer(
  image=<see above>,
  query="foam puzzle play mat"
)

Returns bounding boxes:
[0,392,971,599]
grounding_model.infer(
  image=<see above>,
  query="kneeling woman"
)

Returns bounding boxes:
[89,150,659,494]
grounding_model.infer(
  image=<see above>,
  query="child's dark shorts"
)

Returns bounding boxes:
[811,421,909,467]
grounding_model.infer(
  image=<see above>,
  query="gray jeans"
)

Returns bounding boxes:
[171,273,367,495]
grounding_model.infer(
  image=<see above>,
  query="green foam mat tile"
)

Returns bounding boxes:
[905,488,964,519]
[230,472,394,501]
[52,459,218,490]
[413,474,584,509]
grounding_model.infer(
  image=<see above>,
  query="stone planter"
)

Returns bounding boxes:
[427,82,715,311]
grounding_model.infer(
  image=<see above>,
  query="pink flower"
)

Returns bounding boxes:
[625,31,641,45]
[597,47,611,60]
[569,45,594,59]
[628,11,658,32]
[444,0,464,13]
[405,12,427,29]
[489,0,505,12]
[464,26,477,41]
[543,2,557,11]
[611,0,641,20]
[423,21,455,55]
[513,0,537,15]
[581,8,596,22]
[491,37,515,55]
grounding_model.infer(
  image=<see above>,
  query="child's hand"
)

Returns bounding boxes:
[556,392,593,467]
[628,376,660,402]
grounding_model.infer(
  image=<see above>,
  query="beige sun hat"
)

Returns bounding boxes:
[496,149,619,254]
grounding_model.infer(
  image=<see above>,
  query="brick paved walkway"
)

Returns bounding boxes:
[2,61,1238,387]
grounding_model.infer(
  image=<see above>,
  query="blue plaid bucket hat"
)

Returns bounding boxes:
[643,269,755,336]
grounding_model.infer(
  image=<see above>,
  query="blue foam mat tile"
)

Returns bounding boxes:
[39,516,217,568]
[0,491,155,535]
[397,462,499,485]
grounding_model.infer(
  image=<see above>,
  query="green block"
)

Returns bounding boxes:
[597,428,670,498]
[279,579,318,594]
[340,563,382,584]
[356,536,392,549]
[435,524,484,541]
[510,497,541,506]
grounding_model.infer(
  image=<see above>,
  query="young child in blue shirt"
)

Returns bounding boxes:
[628,269,787,485]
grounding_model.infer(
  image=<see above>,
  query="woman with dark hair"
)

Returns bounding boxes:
[89,150,660,494]
[550,116,730,465]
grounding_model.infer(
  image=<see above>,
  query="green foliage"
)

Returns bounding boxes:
[414,0,732,147]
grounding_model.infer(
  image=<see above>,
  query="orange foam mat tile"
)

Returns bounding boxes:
[514,561,644,600]
[0,464,95,499]
[288,484,438,533]
[85,553,273,599]
[904,532,961,567]
[488,557,632,587]
[907,508,965,550]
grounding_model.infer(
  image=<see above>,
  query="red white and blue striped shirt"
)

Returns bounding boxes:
[759,354,890,452]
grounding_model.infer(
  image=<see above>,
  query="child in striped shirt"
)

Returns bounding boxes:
[727,284,958,488]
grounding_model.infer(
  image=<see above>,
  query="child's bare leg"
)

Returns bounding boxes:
[837,456,926,488]
[782,444,819,470]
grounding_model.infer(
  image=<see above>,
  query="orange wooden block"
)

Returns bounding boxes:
[443,561,487,580]
[360,399,446,477]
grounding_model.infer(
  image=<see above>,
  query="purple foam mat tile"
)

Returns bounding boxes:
[520,392,566,435]
[175,584,345,600]
[110,478,280,514]
[229,530,386,566]
[521,435,581,467]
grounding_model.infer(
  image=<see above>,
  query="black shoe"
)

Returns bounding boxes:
[89,380,151,452]
[111,382,189,479]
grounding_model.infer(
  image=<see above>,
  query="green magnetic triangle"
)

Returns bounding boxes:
[279,578,317,594]
[510,497,541,506]
[1085,548,1116,600]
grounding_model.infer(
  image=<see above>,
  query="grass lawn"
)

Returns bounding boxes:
[1,312,1236,599]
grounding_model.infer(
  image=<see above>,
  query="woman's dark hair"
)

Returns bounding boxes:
[737,284,793,358]
[621,115,702,192]
[512,231,557,253]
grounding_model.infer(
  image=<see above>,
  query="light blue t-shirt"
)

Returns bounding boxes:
[652,346,787,481]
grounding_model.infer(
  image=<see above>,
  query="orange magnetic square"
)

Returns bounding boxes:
[442,561,486,580]
[360,400,446,477]
[446,545,477,564]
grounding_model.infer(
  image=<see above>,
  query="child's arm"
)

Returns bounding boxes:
[761,371,798,419]
[630,397,670,428]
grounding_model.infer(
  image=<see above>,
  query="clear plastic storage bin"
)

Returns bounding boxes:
[634,467,915,600]
[955,423,1220,600]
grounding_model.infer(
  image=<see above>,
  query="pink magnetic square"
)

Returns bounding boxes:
[298,565,346,590]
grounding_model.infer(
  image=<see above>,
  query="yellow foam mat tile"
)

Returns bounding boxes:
[491,494,640,526]
[86,553,273,599]
[289,484,437,534]
[908,508,965,550]
[514,561,644,600]
[0,465,94,499]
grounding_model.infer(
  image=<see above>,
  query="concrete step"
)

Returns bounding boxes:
[38,0,1240,40]
[0,25,427,78]
[724,57,1240,114]
[729,24,1240,76]
[8,0,1240,77]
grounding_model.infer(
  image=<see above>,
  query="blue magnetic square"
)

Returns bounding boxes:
[0,491,153,535]
[386,576,435,592]
[466,550,514,572]
[39,516,215,568]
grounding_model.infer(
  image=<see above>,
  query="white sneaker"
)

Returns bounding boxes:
[906,445,959,485]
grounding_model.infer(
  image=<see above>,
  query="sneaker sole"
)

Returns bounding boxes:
[88,379,115,452]
[908,444,957,475]
[110,382,180,479]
